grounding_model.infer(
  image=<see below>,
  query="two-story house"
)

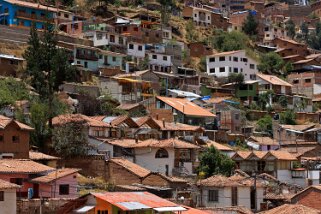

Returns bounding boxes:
[131,138,200,176]
[0,54,24,77]
[206,50,259,81]
[155,96,216,126]
[0,115,33,159]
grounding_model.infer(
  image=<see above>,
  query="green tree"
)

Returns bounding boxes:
[158,0,173,26]
[279,110,296,125]
[0,78,30,109]
[258,90,274,110]
[185,20,198,42]
[278,95,288,108]
[197,145,235,178]
[285,19,296,39]
[300,22,309,41]
[213,31,249,51]
[258,52,284,74]
[242,12,258,37]
[256,115,273,134]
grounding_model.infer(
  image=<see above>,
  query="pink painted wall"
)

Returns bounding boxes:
[38,173,78,199]
[0,174,31,192]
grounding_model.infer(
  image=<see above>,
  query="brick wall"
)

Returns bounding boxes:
[106,162,142,185]
[17,198,72,214]
[58,156,107,179]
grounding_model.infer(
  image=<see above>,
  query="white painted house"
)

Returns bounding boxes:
[148,52,173,73]
[0,179,20,214]
[197,173,265,211]
[206,50,259,80]
[192,6,213,26]
[132,138,200,176]
[127,42,146,60]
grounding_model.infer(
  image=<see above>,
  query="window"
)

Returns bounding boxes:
[152,55,157,59]
[134,27,138,31]
[293,79,299,84]
[59,184,69,195]
[129,44,134,49]
[12,136,19,143]
[97,211,108,214]
[0,192,4,201]
[97,33,103,40]
[208,190,219,202]
[219,56,225,61]
[64,13,69,18]
[10,178,23,185]
[123,26,127,31]
[243,58,248,62]
[109,35,115,43]
[84,62,88,68]
[194,13,197,17]
[0,135,3,142]
[99,55,102,59]
[163,56,167,61]
[250,74,256,80]
[138,45,143,51]
[119,37,123,45]
[234,113,239,120]
[209,68,215,73]
[233,57,238,62]
[112,57,116,62]
[229,56,231,61]
[219,67,225,72]
[209,57,215,62]
[233,67,238,73]
[305,79,311,83]
[155,148,169,158]
[250,64,255,69]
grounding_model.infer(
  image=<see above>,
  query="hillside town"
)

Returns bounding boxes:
[1,0,321,213]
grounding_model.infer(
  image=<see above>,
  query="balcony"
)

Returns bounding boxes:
[16,11,54,23]
[76,53,98,61]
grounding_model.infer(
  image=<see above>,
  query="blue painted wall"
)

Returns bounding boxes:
[0,0,54,29]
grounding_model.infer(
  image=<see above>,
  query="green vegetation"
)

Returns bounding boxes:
[213,30,250,51]
[242,12,258,38]
[285,19,296,39]
[256,115,273,134]
[258,52,284,75]
[308,21,321,50]
[0,78,30,109]
[197,145,235,178]
[279,110,296,125]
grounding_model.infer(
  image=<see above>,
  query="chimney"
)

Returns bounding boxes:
[162,118,165,128]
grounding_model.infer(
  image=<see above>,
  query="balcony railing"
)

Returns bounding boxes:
[76,53,98,61]
[16,11,54,23]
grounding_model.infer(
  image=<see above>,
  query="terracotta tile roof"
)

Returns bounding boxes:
[264,192,294,201]
[133,116,160,128]
[97,138,139,148]
[115,184,146,191]
[31,168,79,183]
[3,0,68,12]
[92,192,179,210]
[279,146,316,158]
[264,150,297,161]
[156,96,215,117]
[109,115,138,127]
[257,73,292,87]
[258,204,320,214]
[232,151,252,160]
[0,159,54,174]
[205,141,234,151]
[153,119,204,132]
[204,97,233,104]
[208,50,243,57]
[109,158,150,178]
[248,136,279,146]
[131,138,200,149]
[0,178,20,189]
[198,174,264,187]
[117,103,141,111]
[148,172,188,183]
[0,115,33,131]
[29,151,60,161]
[181,206,209,214]
[201,206,253,214]
[52,114,112,128]
[90,115,105,121]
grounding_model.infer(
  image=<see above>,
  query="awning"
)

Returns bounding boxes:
[153,206,187,212]
[75,206,95,213]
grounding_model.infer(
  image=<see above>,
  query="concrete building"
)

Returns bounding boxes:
[197,173,265,211]
[206,50,259,81]
[0,179,19,214]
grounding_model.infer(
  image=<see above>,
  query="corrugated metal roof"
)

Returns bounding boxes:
[116,202,150,210]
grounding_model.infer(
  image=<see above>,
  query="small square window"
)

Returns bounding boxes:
[59,184,69,195]
[233,57,238,62]
[152,55,157,59]
[305,79,311,83]
[12,136,19,143]
[112,57,116,62]
[219,67,225,72]
[138,45,143,51]
[129,44,134,49]
[209,57,215,62]
[208,190,219,202]
[219,56,225,61]
[163,56,167,61]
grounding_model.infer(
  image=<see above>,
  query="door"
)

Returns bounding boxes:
[231,187,238,206]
